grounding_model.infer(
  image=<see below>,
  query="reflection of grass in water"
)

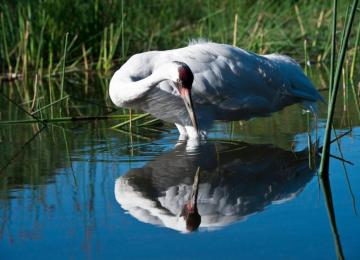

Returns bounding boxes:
[0,117,165,240]
[0,123,128,245]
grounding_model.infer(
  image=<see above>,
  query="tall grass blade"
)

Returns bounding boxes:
[111,127,152,141]
[0,114,139,125]
[59,33,69,116]
[111,113,151,129]
[35,16,48,73]
[232,13,238,47]
[329,0,337,100]
[1,13,12,73]
[319,0,359,176]
[350,21,360,82]
[31,95,69,115]
[138,118,161,127]
[350,82,360,120]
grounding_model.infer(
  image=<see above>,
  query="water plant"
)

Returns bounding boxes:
[319,0,359,176]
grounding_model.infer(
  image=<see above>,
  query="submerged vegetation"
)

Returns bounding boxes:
[0,0,359,173]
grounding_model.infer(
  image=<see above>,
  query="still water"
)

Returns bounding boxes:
[1,78,360,259]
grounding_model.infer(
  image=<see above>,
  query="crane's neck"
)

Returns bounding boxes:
[109,69,171,108]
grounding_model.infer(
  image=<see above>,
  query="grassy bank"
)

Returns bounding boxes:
[1,0,358,76]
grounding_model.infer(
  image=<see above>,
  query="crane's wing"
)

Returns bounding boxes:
[162,42,322,119]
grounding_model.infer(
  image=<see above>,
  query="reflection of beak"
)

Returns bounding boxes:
[190,167,200,208]
[180,87,198,133]
[180,167,201,232]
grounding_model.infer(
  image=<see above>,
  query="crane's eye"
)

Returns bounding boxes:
[175,79,181,88]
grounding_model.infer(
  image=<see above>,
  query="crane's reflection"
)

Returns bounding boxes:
[115,141,318,233]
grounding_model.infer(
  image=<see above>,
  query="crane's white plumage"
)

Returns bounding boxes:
[109,41,323,139]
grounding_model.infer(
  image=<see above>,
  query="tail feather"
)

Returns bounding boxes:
[266,53,325,104]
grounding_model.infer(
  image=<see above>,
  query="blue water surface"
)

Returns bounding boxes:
[0,117,359,259]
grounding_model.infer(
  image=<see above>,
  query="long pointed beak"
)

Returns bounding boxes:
[181,88,198,133]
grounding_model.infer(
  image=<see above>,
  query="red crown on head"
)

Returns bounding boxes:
[174,61,194,89]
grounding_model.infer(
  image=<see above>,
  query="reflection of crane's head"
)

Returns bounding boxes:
[181,167,201,232]
[181,202,201,232]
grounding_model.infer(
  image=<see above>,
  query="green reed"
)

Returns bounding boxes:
[60,33,68,100]
[350,21,360,83]
[97,23,122,72]
[329,0,337,99]
[0,1,355,76]
[319,0,359,176]
[0,114,141,125]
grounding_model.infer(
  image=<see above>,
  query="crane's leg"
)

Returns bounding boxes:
[176,124,203,140]
[185,126,200,140]
[175,123,187,140]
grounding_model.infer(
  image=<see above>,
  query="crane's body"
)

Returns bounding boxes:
[109,41,323,139]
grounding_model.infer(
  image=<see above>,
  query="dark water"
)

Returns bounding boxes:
[1,77,360,259]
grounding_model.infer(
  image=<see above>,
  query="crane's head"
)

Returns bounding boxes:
[172,61,198,133]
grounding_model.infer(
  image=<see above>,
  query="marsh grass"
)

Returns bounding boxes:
[1,1,357,75]
[319,0,359,175]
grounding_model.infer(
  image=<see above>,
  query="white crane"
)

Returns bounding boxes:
[109,41,323,139]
